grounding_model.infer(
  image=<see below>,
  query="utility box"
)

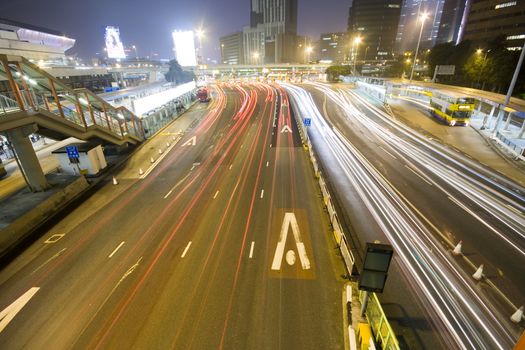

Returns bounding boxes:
[53,142,107,176]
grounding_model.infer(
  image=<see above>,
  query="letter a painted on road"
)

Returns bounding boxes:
[271,212,311,270]
[182,136,196,146]
[0,287,39,333]
[280,125,292,133]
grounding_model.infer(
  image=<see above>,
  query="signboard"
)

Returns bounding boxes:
[105,26,126,59]
[172,30,197,67]
[304,118,311,127]
[66,146,79,159]
[358,243,394,293]
[436,65,455,75]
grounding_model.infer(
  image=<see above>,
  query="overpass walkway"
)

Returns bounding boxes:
[0,55,145,191]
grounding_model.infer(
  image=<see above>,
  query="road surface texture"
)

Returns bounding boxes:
[284,82,524,350]
[0,83,346,349]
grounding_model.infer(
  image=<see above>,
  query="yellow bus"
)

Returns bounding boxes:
[429,91,476,126]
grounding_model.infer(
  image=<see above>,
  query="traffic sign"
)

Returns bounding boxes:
[65,146,79,159]
[304,118,311,127]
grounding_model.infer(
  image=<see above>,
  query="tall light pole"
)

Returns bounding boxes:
[353,36,361,75]
[196,28,204,64]
[220,43,225,64]
[132,45,138,60]
[305,46,313,63]
[409,13,428,83]
[492,41,525,137]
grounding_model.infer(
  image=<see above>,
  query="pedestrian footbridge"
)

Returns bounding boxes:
[0,54,145,191]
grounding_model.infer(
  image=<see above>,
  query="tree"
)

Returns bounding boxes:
[165,59,195,84]
[326,65,352,82]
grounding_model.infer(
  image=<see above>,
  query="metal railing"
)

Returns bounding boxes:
[359,291,400,350]
[0,55,144,143]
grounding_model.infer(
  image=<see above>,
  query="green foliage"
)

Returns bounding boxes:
[326,65,352,81]
[428,36,524,96]
[165,59,196,84]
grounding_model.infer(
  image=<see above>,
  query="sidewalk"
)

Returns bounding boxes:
[387,98,525,186]
[0,138,82,200]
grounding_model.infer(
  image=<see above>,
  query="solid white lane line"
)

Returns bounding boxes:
[379,146,397,160]
[32,248,67,274]
[404,165,432,186]
[213,190,219,199]
[164,172,192,199]
[181,241,192,258]
[229,164,233,170]
[249,241,255,258]
[141,136,181,179]
[260,189,264,198]
[266,161,269,167]
[108,241,125,258]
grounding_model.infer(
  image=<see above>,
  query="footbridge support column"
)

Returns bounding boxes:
[5,125,49,192]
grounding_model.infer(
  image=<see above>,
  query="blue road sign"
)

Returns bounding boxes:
[304,118,312,127]
[66,146,80,159]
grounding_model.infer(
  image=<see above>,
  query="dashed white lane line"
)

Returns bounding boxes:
[249,241,255,258]
[260,189,264,199]
[108,241,125,258]
[404,165,432,186]
[229,164,233,170]
[213,190,220,199]
[181,241,192,258]
[266,161,269,167]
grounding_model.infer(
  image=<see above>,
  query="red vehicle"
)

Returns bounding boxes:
[197,87,211,102]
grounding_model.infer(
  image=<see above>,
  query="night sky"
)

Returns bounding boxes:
[0,0,349,62]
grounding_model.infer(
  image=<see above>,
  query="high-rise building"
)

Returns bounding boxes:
[395,0,445,54]
[435,0,469,45]
[461,0,525,50]
[220,32,244,65]
[243,0,298,64]
[347,0,403,61]
[319,32,348,63]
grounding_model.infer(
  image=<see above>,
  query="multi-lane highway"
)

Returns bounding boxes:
[284,82,525,349]
[0,84,346,349]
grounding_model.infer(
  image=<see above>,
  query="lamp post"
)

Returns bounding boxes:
[132,45,138,60]
[221,43,225,64]
[492,41,525,137]
[409,13,428,83]
[253,52,260,65]
[305,46,313,64]
[475,48,490,90]
[353,36,362,74]
[196,28,204,64]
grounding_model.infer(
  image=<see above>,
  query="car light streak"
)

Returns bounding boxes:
[283,84,516,349]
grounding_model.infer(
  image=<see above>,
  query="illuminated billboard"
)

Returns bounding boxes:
[105,26,126,59]
[172,30,197,67]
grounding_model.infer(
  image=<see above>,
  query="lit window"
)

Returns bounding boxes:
[495,1,517,9]
[506,34,525,40]
[506,46,522,51]
[388,4,400,8]
[322,37,331,41]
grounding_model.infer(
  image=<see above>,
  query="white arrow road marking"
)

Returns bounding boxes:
[280,125,292,133]
[271,212,311,270]
[182,136,196,147]
[0,287,40,333]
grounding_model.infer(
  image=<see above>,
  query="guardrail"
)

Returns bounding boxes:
[287,88,400,350]
[494,131,525,160]
[359,291,400,350]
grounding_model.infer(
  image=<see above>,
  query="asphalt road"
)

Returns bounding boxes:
[285,82,525,349]
[0,83,346,349]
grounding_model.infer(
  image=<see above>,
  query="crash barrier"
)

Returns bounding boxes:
[359,291,400,350]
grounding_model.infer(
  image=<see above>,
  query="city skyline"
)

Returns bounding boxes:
[0,0,349,61]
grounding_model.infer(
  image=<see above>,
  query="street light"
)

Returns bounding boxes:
[196,28,205,64]
[353,36,362,74]
[475,48,490,89]
[409,12,428,82]
[305,46,313,63]
[132,45,138,60]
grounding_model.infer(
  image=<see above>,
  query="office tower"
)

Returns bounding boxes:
[319,32,348,63]
[435,0,469,44]
[220,32,244,65]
